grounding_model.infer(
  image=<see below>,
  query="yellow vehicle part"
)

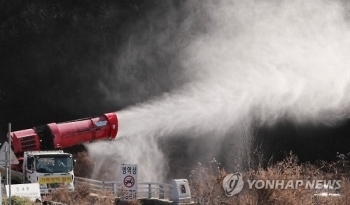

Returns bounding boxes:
[38,175,72,184]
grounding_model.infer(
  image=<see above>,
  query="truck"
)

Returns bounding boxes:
[0,112,118,194]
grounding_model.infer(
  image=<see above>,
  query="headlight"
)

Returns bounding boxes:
[40,184,47,188]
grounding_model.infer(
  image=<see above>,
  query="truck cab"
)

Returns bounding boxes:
[23,151,75,194]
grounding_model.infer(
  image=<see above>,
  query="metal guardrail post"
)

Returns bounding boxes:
[159,184,164,199]
[148,184,151,198]
[113,183,116,195]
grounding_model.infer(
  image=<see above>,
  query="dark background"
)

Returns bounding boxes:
[1,0,350,167]
[0,0,184,134]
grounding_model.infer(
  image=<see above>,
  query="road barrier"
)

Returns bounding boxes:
[74,177,172,200]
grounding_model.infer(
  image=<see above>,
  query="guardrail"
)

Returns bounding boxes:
[138,182,172,199]
[74,177,172,200]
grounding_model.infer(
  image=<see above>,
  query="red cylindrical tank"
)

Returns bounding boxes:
[10,112,118,154]
[50,112,118,149]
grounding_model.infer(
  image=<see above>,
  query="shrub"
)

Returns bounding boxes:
[43,183,115,205]
[73,151,94,178]
[2,196,35,205]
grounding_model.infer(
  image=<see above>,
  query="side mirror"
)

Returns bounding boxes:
[73,159,76,166]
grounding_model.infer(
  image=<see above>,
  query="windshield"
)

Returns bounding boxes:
[36,155,73,173]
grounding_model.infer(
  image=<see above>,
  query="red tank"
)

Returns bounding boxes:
[10,112,118,154]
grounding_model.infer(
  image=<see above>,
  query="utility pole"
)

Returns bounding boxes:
[0,143,2,203]
[8,123,11,205]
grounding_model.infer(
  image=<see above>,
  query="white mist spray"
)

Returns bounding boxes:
[87,0,350,181]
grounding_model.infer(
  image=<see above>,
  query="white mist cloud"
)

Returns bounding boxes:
[87,0,350,182]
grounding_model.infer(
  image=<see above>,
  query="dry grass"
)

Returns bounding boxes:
[43,183,116,205]
[189,152,350,205]
[73,151,95,178]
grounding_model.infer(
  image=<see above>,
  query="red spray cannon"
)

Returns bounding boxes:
[10,112,118,155]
